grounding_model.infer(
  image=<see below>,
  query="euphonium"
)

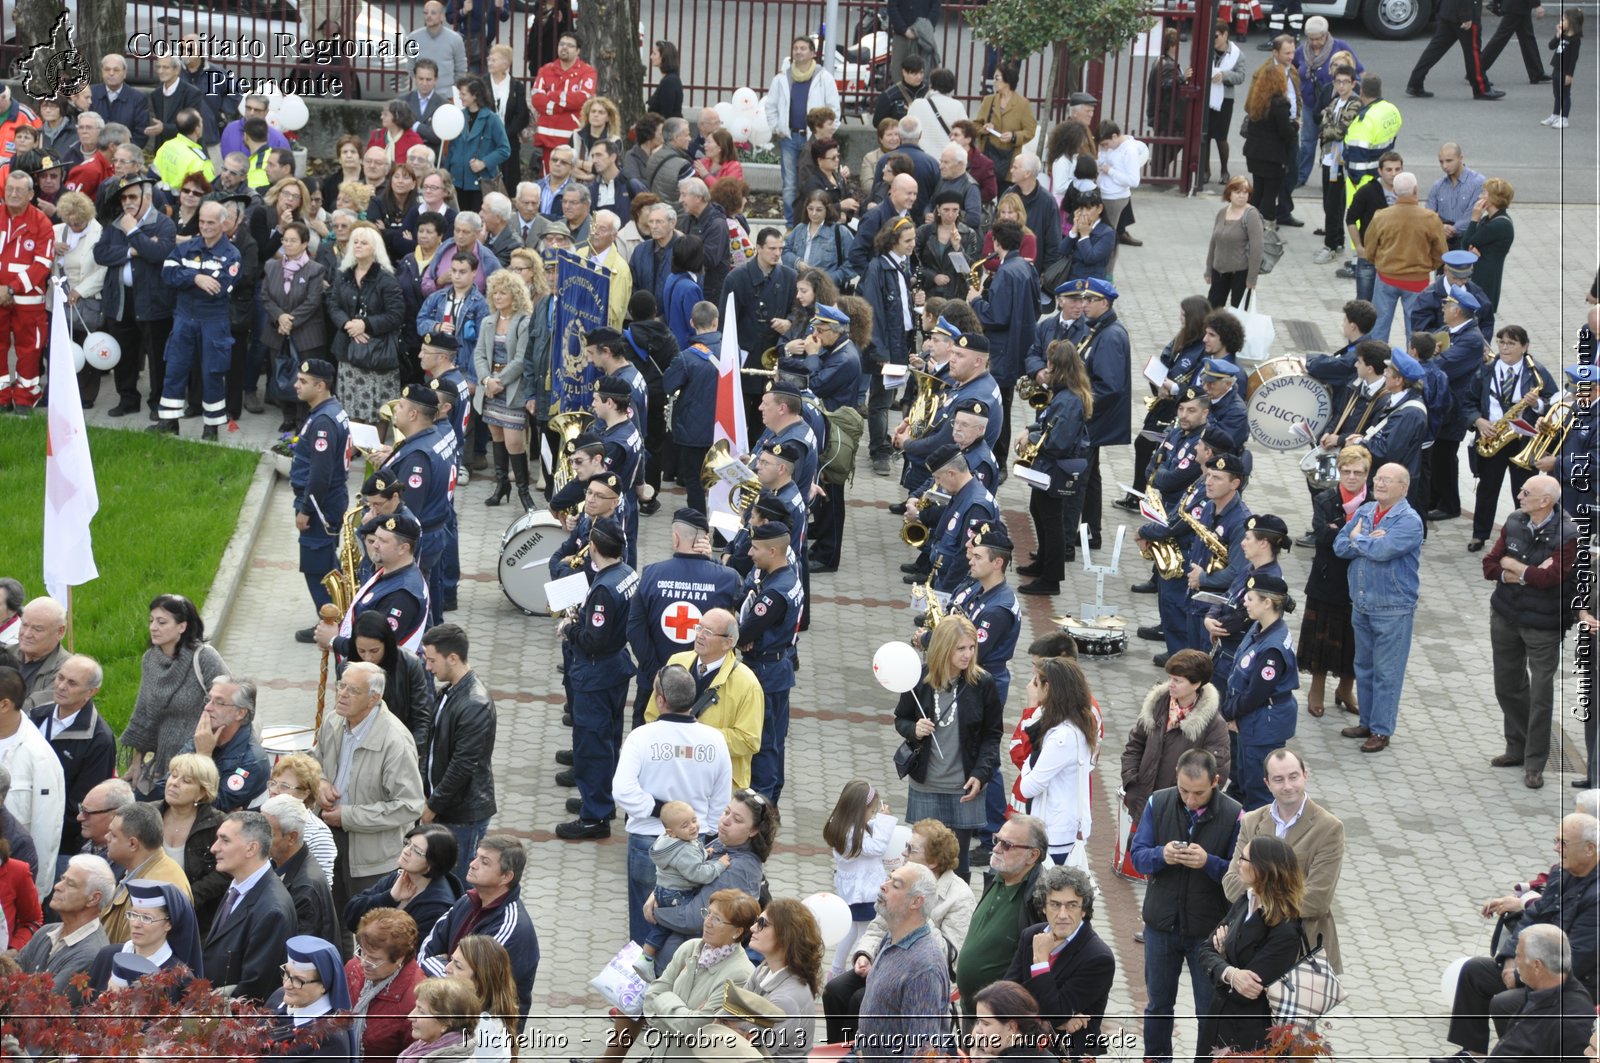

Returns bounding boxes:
[1511,399,1574,470]
[547,409,596,499]
[1178,507,1230,573]
[700,441,762,516]
[377,399,408,444]
[906,368,948,437]
[1477,381,1545,458]
[1135,488,1187,580]
[760,346,780,370]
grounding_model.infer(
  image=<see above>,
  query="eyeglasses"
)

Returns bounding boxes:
[903,843,926,856]
[695,627,732,640]
[77,806,119,817]
[127,912,169,926]
[1044,899,1083,913]
[180,187,202,196]
[267,779,308,795]
[700,908,730,929]
[279,965,322,989]
[400,843,428,859]
[752,915,770,930]
[992,838,1039,854]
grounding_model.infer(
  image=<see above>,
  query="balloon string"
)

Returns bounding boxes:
[910,689,944,757]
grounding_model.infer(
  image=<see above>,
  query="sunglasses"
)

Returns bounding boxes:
[752,915,770,930]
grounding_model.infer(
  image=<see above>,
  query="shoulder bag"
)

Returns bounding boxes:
[1266,930,1347,1030]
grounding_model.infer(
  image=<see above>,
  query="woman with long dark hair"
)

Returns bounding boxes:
[782,192,855,289]
[646,41,683,119]
[1197,835,1305,1054]
[861,217,918,372]
[1127,295,1211,503]
[1015,340,1092,596]
[969,980,1056,1063]
[349,610,433,749]
[444,935,522,1061]
[1014,659,1100,863]
[124,593,228,796]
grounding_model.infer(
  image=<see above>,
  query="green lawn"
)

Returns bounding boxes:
[0,418,259,734]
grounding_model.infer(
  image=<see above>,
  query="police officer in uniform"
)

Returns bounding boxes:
[315,511,431,659]
[740,521,805,802]
[420,335,470,611]
[1131,388,1212,598]
[923,443,1002,594]
[593,373,645,566]
[289,358,351,638]
[555,516,639,840]
[150,198,237,439]
[376,384,456,625]
[1202,514,1289,691]
[623,508,742,729]
[1220,573,1300,811]
[1179,453,1254,661]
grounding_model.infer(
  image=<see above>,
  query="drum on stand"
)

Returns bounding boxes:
[1056,615,1129,659]
[261,725,317,763]
[499,511,566,615]
[1244,357,1332,452]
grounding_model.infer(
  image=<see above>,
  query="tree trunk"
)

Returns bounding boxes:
[586,0,645,130]
[76,0,127,81]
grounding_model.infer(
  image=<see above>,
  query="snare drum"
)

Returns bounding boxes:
[1057,615,1129,659]
[499,511,565,615]
[1245,357,1332,451]
[261,725,316,762]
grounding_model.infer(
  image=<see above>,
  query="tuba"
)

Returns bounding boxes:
[1511,399,1574,470]
[546,410,596,499]
[1136,488,1187,580]
[1478,381,1546,458]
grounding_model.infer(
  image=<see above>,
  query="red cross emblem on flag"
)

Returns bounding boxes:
[661,601,703,643]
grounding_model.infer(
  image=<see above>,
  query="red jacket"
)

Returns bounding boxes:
[344,957,424,1063]
[531,59,596,149]
[0,856,42,949]
[64,153,115,200]
[367,128,425,165]
[0,101,40,166]
[0,202,55,305]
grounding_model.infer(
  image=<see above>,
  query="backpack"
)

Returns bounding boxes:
[815,401,866,485]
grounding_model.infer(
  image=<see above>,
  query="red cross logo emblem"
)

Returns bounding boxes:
[660,601,703,643]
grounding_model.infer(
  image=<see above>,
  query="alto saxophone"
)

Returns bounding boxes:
[1477,380,1545,457]
[1136,488,1187,580]
[1179,508,1230,574]
[911,578,946,630]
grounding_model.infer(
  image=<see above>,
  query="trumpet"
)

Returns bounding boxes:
[1135,488,1187,580]
[900,489,951,548]
[1178,507,1230,574]
[1017,378,1050,411]
[1511,399,1574,470]
[1477,380,1545,457]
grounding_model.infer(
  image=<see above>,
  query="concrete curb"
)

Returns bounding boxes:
[202,453,280,643]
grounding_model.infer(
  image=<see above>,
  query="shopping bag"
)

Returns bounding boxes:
[1236,291,1276,363]
[590,940,650,1018]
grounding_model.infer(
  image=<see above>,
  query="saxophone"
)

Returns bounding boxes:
[911,578,946,630]
[1014,432,1044,468]
[1477,379,1545,457]
[1179,508,1230,574]
[320,505,364,616]
[1136,488,1187,580]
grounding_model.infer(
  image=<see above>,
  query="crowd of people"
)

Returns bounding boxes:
[0,4,1597,1063]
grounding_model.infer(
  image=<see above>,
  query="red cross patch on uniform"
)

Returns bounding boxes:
[314,438,328,452]
[1179,458,1190,469]
[409,473,423,489]
[591,611,605,626]
[754,601,768,616]
[1261,664,1277,681]
[977,625,990,643]
[226,770,247,792]
[229,262,239,275]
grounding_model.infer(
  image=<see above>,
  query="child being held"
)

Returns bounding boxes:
[640,800,731,958]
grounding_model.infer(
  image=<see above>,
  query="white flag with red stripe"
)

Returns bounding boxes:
[43,278,99,603]
[708,292,749,521]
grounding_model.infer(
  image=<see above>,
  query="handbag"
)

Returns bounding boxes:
[1257,219,1286,276]
[340,329,401,372]
[478,173,507,197]
[1235,290,1277,363]
[1266,932,1347,1030]
[893,737,927,781]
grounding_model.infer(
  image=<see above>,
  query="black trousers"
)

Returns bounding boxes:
[1410,19,1493,95]
[1248,162,1286,225]
[822,969,868,1043]
[1322,166,1347,250]
[1083,445,1105,543]
[225,322,252,421]
[1470,446,1533,541]
[643,387,668,493]
[1481,0,1546,80]
[1430,436,1465,516]
[1446,955,1526,1053]
[1408,448,1434,539]
[812,480,847,568]
[1031,490,1069,581]
[678,441,710,514]
[112,314,175,413]
[1208,270,1250,309]
[995,383,1017,468]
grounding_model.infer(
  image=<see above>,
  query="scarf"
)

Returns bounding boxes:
[1306,35,1336,77]
[1167,693,1197,730]
[1339,484,1367,523]
[697,941,740,969]
[790,59,819,83]
[282,250,310,294]
[349,964,402,1050]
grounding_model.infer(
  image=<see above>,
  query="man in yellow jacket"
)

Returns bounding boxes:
[152,109,214,194]
[651,608,764,789]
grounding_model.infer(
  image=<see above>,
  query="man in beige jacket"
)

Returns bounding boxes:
[315,661,427,918]
[1221,747,1346,971]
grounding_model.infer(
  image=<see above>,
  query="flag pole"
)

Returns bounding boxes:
[66,584,74,653]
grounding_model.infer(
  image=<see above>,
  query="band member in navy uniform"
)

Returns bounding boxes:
[588,327,657,515]
[593,373,645,566]
[1074,278,1131,551]
[1198,353,1250,451]
[556,517,639,840]
[1429,288,1493,522]
[1118,296,1208,510]
[755,439,810,591]
[923,443,1001,594]
[752,379,820,499]
[1180,453,1254,657]
[1203,515,1289,691]
[550,472,626,578]
[1462,327,1555,551]
[952,400,999,491]
[789,304,863,572]
[376,384,456,625]
[316,511,431,658]
[1547,364,1598,522]
[419,335,470,612]
[150,198,238,439]
[1023,284,1090,385]
[1015,338,1092,597]
[351,472,413,586]
[1347,350,1431,482]
[1410,249,1494,339]
[546,434,615,516]
[1221,574,1301,811]
[966,218,1040,461]
[740,521,805,802]
[1129,388,1213,598]
[721,493,787,580]
[624,507,741,728]
[897,315,963,494]
[289,359,351,634]
[900,333,1003,492]
[1136,424,1234,660]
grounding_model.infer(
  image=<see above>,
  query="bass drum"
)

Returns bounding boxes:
[1245,357,1332,452]
[499,511,566,615]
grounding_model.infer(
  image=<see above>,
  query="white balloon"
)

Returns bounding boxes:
[277,94,310,133]
[265,113,284,133]
[802,892,854,949]
[748,118,773,150]
[883,824,913,869]
[65,340,84,372]
[713,101,735,126]
[431,104,466,142]
[726,112,754,143]
[731,86,759,112]
[872,641,923,694]
[83,331,120,370]
[1441,956,1470,1006]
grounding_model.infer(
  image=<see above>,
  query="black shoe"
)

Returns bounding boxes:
[562,712,573,727]
[1296,531,1317,548]
[146,420,178,435]
[1063,546,1075,563]
[1475,89,1506,100]
[1153,652,1172,667]
[108,402,139,417]
[1131,579,1157,594]
[1137,624,1165,642]
[201,424,218,441]
[1278,214,1305,228]
[1111,495,1141,513]
[1016,563,1044,578]
[442,597,458,612]
[555,818,611,840]
[1573,779,1596,789]
[147,406,160,421]
[555,769,577,787]
[1406,86,1434,98]
[1313,227,1325,236]
[1531,74,1552,84]
[812,562,839,573]
[484,476,512,506]
[969,841,993,867]
[888,501,908,515]
[555,749,574,766]
[183,405,202,418]
[901,561,930,575]
[294,626,317,644]
[1088,537,1102,551]
[567,797,618,817]
[517,485,536,511]
[903,573,931,584]
[1425,509,1459,521]
[639,497,661,516]
[1017,579,1061,596]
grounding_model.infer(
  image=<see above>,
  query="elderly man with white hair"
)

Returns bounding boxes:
[677,175,730,304]
[89,54,154,148]
[312,660,426,924]
[13,597,68,711]
[933,145,981,229]
[1001,151,1065,273]
[850,861,952,1063]
[1362,170,1448,345]
[0,663,66,897]
[583,209,633,327]
[15,854,115,1001]
[262,794,341,945]
[478,191,520,265]
[30,654,118,864]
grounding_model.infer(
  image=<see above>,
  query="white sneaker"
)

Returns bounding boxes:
[1312,247,1336,264]
[1553,117,1570,129]
[458,466,471,485]
[1541,115,1558,125]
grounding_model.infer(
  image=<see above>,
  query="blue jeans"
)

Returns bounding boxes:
[1353,609,1414,737]
[1371,278,1422,347]
[778,134,805,225]
[1143,926,1215,1063]
[444,817,490,883]
[627,831,659,947]
[1295,115,1318,188]
[750,688,792,801]
[1353,256,1376,302]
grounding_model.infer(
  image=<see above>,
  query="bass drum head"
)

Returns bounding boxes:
[499,511,564,615]
[1246,359,1332,451]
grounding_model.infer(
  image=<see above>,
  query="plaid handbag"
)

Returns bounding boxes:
[1266,933,1347,1030]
